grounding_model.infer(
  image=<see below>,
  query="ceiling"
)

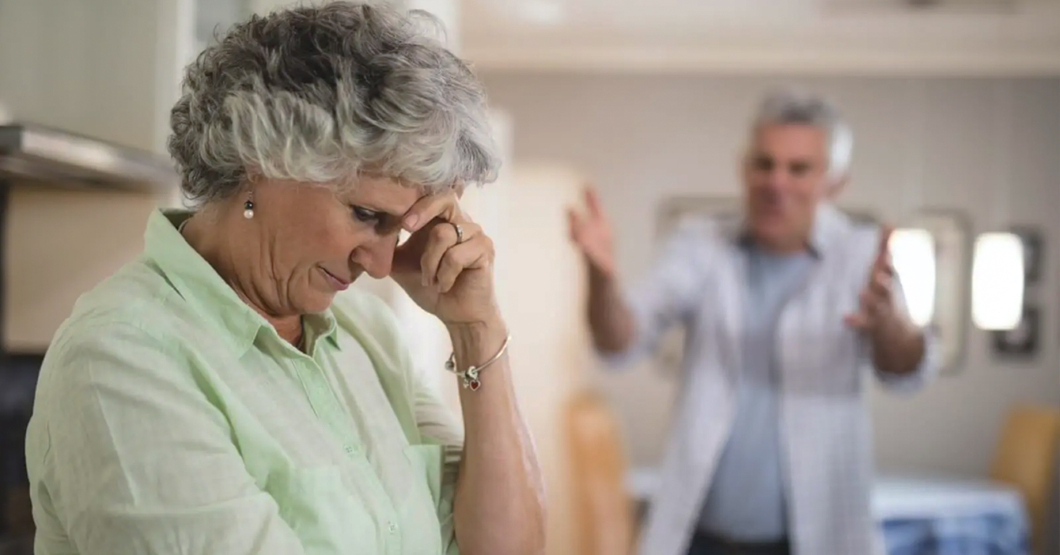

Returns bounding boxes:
[458,0,1060,74]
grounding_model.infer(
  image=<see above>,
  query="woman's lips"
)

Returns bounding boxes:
[320,267,351,291]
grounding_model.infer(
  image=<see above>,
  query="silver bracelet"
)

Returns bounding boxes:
[444,334,512,391]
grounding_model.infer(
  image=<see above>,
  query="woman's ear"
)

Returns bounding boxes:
[245,168,260,181]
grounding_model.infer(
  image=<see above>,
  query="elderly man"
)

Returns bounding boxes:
[568,89,937,555]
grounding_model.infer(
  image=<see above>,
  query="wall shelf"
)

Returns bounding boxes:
[0,124,178,194]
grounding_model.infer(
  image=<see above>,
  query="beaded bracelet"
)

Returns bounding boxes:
[444,334,512,391]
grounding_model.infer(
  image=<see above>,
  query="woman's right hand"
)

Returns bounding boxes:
[567,186,616,277]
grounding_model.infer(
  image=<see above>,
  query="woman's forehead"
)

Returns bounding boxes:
[342,175,424,215]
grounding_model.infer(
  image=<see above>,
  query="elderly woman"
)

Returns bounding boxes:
[25,4,545,555]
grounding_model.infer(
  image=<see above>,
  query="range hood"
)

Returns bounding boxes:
[0,124,178,193]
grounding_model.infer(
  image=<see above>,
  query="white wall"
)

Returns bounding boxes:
[0,0,193,153]
[479,72,1060,477]
[462,0,1060,74]
[493,164,594,555]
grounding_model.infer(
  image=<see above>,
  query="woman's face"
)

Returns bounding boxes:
[249,175,421,314]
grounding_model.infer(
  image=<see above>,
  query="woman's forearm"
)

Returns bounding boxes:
[447,319,546,555]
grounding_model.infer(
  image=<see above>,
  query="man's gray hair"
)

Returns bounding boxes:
[752,88,854,180]
[168,2,500,204]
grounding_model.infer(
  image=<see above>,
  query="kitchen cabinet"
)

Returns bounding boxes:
[0,2,213,548]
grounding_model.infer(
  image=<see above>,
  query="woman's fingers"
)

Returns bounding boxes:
[419,219,482,287]
[399,190,492,290]
[403,191,462,233]
[435,235,494,293]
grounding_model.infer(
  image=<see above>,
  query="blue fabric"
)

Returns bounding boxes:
[881,512,1029,555]
[697,245,814,541]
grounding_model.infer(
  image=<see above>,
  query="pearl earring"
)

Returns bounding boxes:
[243,196,255,219]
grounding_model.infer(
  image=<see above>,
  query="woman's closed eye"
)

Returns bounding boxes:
[352,205,384,224]
[351,205,401,234]
[351,205,380,222]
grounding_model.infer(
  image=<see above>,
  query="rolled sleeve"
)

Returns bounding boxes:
[603,218,716,368]
[26,323,306,555]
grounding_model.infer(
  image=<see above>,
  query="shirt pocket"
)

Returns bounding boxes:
[267,465,377,555]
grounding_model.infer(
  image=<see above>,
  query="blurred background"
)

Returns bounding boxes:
[0,0,1058,554]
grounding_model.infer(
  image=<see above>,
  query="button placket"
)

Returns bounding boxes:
[296,329,403,553]
[295,357,358,460]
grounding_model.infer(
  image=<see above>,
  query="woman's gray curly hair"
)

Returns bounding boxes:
[168,1,500,204]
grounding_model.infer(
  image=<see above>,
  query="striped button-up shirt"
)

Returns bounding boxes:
[608,204,938,555]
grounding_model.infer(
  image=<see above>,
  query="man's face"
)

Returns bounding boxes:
[742,123,834,252]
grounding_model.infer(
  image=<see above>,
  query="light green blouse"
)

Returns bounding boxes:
[26,210,464,555]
